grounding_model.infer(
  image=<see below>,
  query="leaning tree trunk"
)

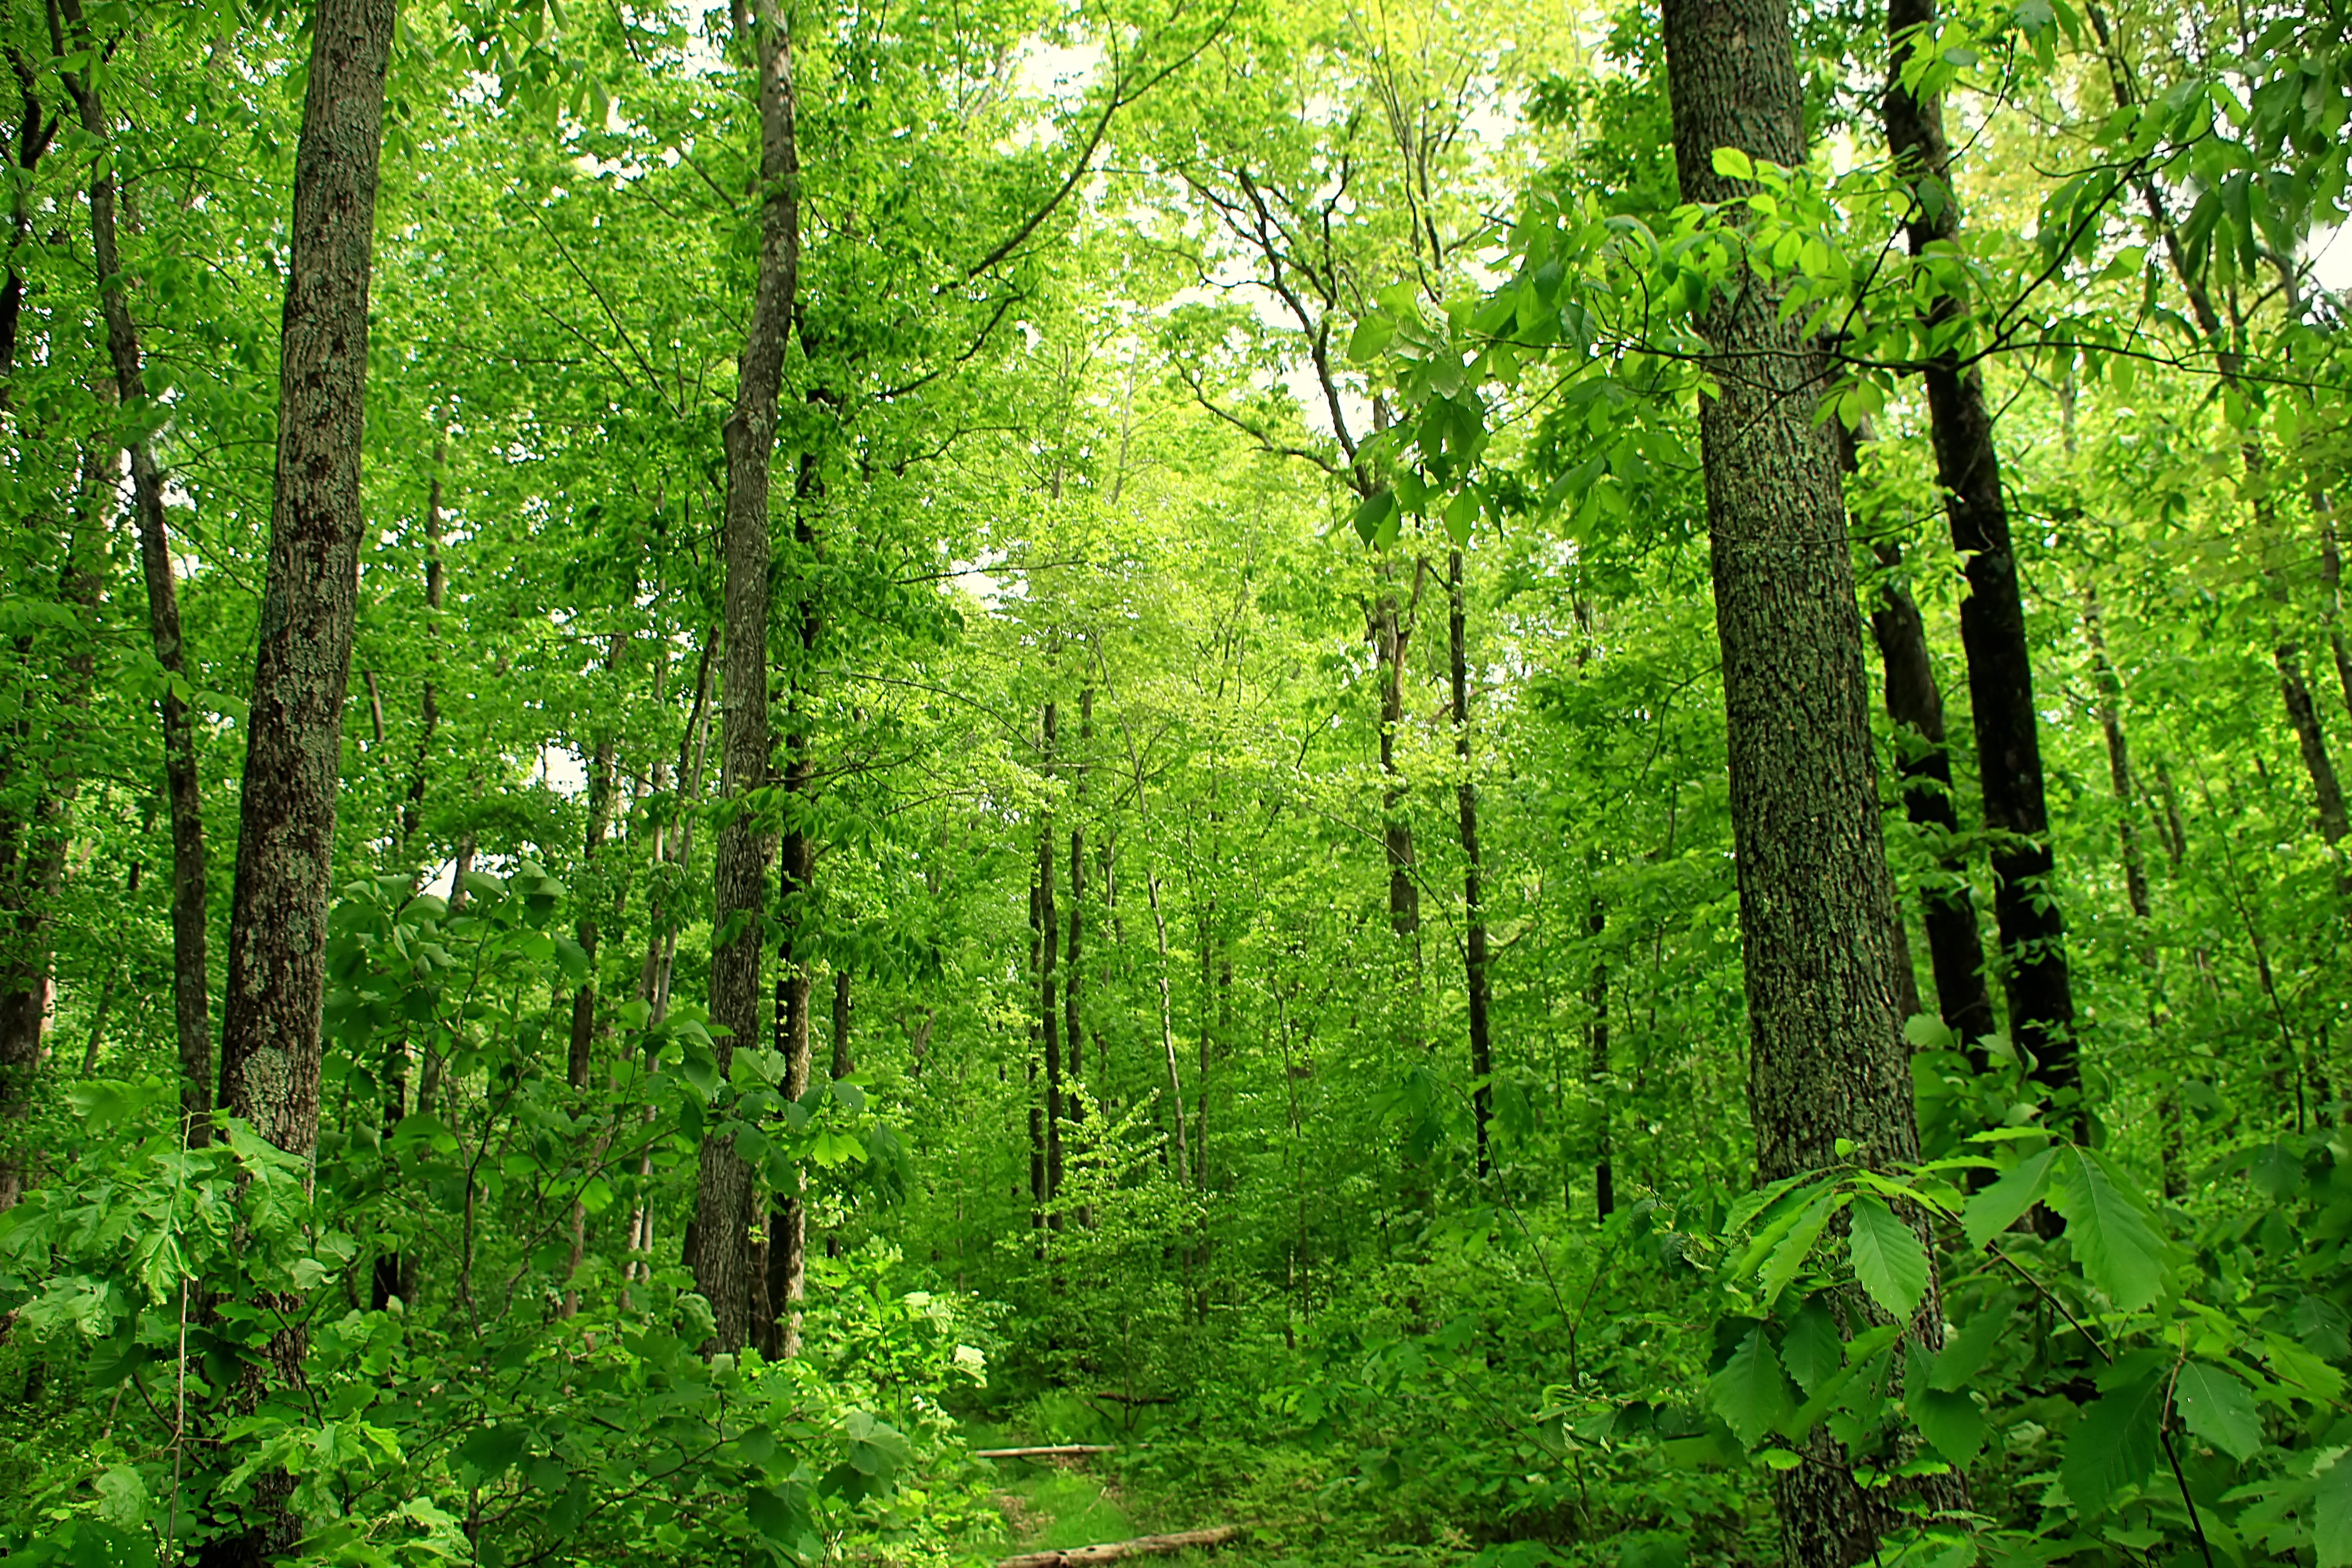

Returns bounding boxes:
[1884,0,2078,1115]
[689,0,799,1356]
[1447,552,1494,1178]
[60,2,214,1143]
[1660,0,1949,1557]
[203,0,397,1558]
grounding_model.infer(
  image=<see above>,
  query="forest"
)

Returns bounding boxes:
[0,0,2347,1560]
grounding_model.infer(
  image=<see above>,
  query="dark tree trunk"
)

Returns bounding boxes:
[1661,0,1948,1555]
[689,0,798,1356]
[0,55,55,409]
[0,451,104,1209]
[1885,0,2076,1112]
[1447,552,1493,1178]
[1863,543,1997,1058]
[202,0,397,1556]
[1585,899,1612,1221]
[59,14,214,1142]
[1040,702,1062,1225]
[831,968,853,1080]
[400,452,446,854]
[1066,686,1089,1208]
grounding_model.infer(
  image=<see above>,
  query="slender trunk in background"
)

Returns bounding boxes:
[1585,899,1612,1221]
[1039,701,1063,1225]
[2083,0,2349,853]
[1066,687,1090,1220]
[1372,559,1427,1213]
[762,454,825,1357]
[1026,860,1047,1235]
[562,636,627,1317]
[1661,0,1951,1553]
[1885,0,2077,1116]
[690,0,799,1356]
[0,58,55,410]
[1447,552,1493,1179]
[202,0,397,1556]
[2082,591,2181,1190]
[1103,666,1189,1182]
[400,451,446,854]
[831,968,853,1080]
[60,27,214,1141]
[0,452,104,1209]
[1863,542,1999,1058]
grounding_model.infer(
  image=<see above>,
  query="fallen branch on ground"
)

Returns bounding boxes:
[971,1444,1119,1460]
[996,1525,1247,1567]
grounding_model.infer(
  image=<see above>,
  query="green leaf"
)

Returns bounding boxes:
[1963,1146,2055,1249]
[1910,1385,1986,1467]
[2048,1149,2167,1312]
[1711,146,1755,182]
[1352,488,1397,546]
[1847,1196,1928,1321]
[1779,1296,1842,1396]
[2172,1362,2261,1462]
[1930,1294,2013,1390]
[2060,1371,2166,1515]
[1709,1324,1794,1448]
[1442,490,1479,546]
[1760,1191,1847,1306]
[2317,1450,2352,1568]
[1348,315,1397,363]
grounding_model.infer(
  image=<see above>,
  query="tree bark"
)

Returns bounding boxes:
[0,49,56,409]
[1066,687,1090,1215]
[399,451,446,854]
[1661,0,1945,1555]
[1040,702,1063,1225]
[203,0,396,1555]
[1885,0,2077,1111]
[690,0,799,1356]
[1585,898,1612,1220]
[1447,552,1493,1178]
[1863,542,1997,1059]
[59,10,214,1142]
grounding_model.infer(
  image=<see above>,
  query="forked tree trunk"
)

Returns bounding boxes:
[59,11,214,1142]
[1885,0,2078,1114]
[690,0,799,1356]
[1660,0,1948,1555]
[202,0,397,1558]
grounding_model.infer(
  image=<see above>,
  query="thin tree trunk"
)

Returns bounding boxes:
[1661,0,1950,1555]
[1585,898,1612,1221]
[690,0,799,1356]
[1885,0,2076,1112]
[400,451,446,854]
[0,51,56,410]
[1066,686,1089,1221]
[1040,701,1063,1226]
[59,29,213,1141]
[1447,552,1493,1178]
[1104,669,1189,1182]
[562,638,627,1317]
[202,0,397,1555]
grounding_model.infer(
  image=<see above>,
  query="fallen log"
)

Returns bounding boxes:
[996,1524,1246,1567]
[972,1444,1119,1460]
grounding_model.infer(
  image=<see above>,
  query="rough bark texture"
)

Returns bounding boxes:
[1661,0,1940,1554]
[1040,701,1063,1223]
[203,0,397,1557]
[400,456,445,852]
[0,52,55,408]
[1066,687,1090,1207]
[690,0,798,1355]
[1886,0,2078,1113]
[1585,899,1612,1220]
[63,23,216,1142]
[1447,552,1492,1178]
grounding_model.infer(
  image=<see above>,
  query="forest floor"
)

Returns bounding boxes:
[962,1427,1286,1565]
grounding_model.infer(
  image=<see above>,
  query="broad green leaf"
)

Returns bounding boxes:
[2171,1362,2261,1461]
[1780,1295,1842,1396]
[1709,1324,1793,1448]
[1963,1146,2055,1249]
[2317,1450,2352,1568]
[1761,1191,1848,1306]
[2060,1371,2165,1515]
[1348,314,1397,363]
[1910,1384,1986,1467]
[1351,488,1396,545]
[1711,146,1755,182]
[1931,1294,2014,1390]
[2048,1149,2167,1312]
[1847,1196,1928,1321]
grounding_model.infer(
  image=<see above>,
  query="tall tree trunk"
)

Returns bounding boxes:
[1885,0,2077,1114]
[1585,898,1612,1221]
[0,450,104,1209]
[1372,559,1427,1212]
[1107,679,1189,1182]
[689,0,798,1356]
[400,451,446,855]
[1039,701,1063,1225]
[0,53,56,410]
[561,638,627,1317]
[1661,0,1947,1556]
[203,0,397,1556]
[1863,542,1999,1058]
[60,20,214,1141]
[1066,686,1089,1220]
[1447,552,1493,1178]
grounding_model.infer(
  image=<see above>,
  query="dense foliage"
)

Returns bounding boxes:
[0,0,2347,1562]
